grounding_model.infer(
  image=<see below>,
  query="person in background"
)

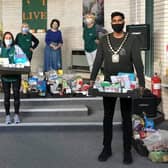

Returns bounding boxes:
[90,11,145,164]
[15,23,39,62]
[0,32,27,124]
[83,13,107,72]
[44,19,63,72]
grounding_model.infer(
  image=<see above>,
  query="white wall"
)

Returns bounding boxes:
[130,0,145,24]
[104,0,131,32]
[2,0,22,34]
[1,0,131,72]
[129,0,168,119]
[0,0,2,21]
[153,0,168,119]
[2,0,168,118]
[0,0,2,38]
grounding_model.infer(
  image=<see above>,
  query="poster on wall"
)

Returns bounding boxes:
[83,0,104,27]
[22,0,47,33]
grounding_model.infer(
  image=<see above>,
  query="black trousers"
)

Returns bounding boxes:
[2,78,21,115]
[103,97,132,152]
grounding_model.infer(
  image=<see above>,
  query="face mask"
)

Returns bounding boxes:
[4,39,12,46]
[111,23,124,33]
[22,27,29,33]
[85,18,94,25]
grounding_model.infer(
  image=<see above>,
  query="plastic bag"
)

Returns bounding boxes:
[149,151,168,163]
[143,130,168,151]
[14,45,29,65]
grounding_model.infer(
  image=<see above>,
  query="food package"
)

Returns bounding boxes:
[149,151,168,163]
[143,130,168,151]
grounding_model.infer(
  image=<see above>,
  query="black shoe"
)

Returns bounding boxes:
[123,151,133,164]
[98,148,112,162]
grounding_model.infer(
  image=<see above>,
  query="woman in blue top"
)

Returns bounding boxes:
[44,19,63,72]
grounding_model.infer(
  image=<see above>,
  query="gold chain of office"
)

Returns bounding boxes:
[106,33,128,55]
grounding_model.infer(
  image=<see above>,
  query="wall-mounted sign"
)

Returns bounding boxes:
[22,0,47,33]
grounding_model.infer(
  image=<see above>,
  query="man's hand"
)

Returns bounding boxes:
[90,80,95,88]
[139,86,145,97]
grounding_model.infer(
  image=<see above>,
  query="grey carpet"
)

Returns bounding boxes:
[0,125,167,168]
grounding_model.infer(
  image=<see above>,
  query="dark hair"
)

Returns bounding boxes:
[111,11,125,20]
[50,19,60,28]
[2,31,15,47]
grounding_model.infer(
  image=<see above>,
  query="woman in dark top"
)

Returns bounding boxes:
[0,32,26,124]
[83,13,107,72]
[44,19,63,72]
[15,23,39,62]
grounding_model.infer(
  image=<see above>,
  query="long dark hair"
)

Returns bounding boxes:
[2,31,15,47]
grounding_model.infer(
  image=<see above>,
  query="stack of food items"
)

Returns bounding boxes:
[0,52,30,74]
[21,69,46,96]
[93,72,137,93]
[132,114,168,163]
[21,69,91,97]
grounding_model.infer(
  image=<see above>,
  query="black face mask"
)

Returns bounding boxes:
[111,23,124,33]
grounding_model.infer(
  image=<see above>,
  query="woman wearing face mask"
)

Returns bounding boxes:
[0,32,26,124]
[83,13,107,72]
[44,19,63,72]
[15,23,39,62]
